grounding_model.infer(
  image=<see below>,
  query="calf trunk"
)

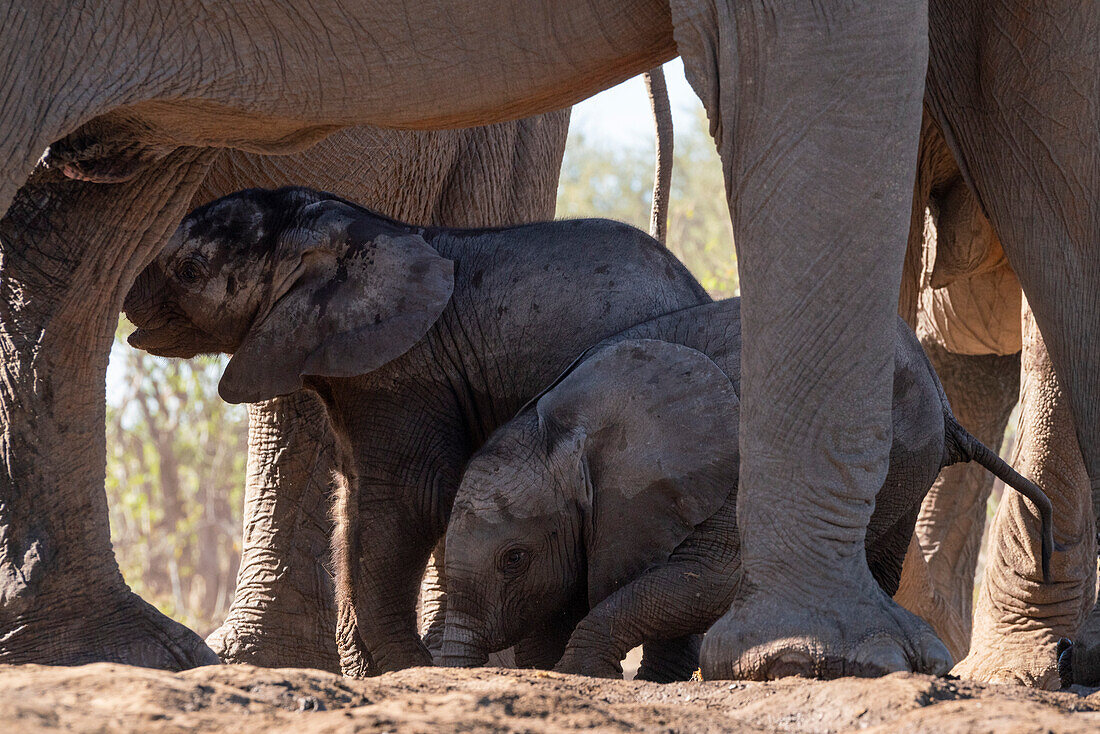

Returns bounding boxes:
[440,610,490,668]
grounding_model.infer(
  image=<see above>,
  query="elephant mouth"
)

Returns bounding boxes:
[127,324,223,359]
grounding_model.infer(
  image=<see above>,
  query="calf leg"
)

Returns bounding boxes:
[637,636,702,683]
[555,500,739,679]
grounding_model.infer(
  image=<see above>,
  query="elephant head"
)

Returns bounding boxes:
[123,187,454,403]
[441,338,738,667]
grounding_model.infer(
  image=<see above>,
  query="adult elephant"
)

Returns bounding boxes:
[1,1,1096,679]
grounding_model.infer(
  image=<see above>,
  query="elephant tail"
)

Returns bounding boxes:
[944,416,1059,583]
[644,66,672,246]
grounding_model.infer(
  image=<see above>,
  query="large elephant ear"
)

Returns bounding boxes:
[219,200,454,403]
[535,339,739,604]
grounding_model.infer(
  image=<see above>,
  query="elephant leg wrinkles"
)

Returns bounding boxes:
[910,340,1020,657]
[338,483,439,674]
[556,497,740,680]
[0,149,219,669]
[671,0,948,680]
[205,392,340,672]
[925,1,1100,687]
[954,304,1095,689]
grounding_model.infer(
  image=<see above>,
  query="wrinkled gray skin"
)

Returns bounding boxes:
[3,0,1097,681]
[893,110,1097,688]
[442,299,1056,680]
[197,114,571,672]
[907,7,1100,688]
[123,186,709,674]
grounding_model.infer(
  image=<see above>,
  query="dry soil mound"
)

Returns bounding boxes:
[1,663,1099,733]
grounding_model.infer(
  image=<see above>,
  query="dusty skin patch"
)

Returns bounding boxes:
[0,663,1098,733]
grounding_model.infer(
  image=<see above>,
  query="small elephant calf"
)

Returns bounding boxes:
[122,186,710,673]
[441,299,1055,682]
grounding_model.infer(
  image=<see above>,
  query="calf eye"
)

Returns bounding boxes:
[176,259,203,284]
[498,547,530,575]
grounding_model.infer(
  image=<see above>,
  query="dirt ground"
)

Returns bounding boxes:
[2,663,1099,733]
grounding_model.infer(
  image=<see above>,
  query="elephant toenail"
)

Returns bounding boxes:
[852,636,909,676]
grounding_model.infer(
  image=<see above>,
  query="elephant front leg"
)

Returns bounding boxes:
[0,149,219,669]
[335,487,436,675]
[206,392,341,672]
[637,636,703,683]
[954,305,1095,689]
[670,1,949,680]
[556,502,740,680]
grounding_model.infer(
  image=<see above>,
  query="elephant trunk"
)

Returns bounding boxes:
[122,263,166,327]
[440,610,490,668]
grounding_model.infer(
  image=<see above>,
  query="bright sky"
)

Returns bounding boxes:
[568,59,703,149]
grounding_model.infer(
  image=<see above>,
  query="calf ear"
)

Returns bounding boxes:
[535,339,739,604]
[219,201,454,403]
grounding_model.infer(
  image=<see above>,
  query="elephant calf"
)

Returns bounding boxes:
[122,185,710,674]
[441,299,1056,681]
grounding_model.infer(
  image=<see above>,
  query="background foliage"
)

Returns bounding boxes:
[107,321,248,636]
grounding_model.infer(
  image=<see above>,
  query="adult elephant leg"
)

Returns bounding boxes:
[205,392,340,671]
[670,2,947,679]
[0,149,219,668]
[903,143,1023,654]
[927,1,1100,687]
[895,536,969,662]
[954,305,1094,689]
[909,341,1020,653]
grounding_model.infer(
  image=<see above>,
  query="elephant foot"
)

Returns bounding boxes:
[421,624,445,665]
[1055,638,1100,688]
[952,631,1061,690]
[350,637,433,676]
[554,648,624,679]
[552,623,626,679]
[206,614,340,672]
[0,589,219,671]
[699,582,953,680]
